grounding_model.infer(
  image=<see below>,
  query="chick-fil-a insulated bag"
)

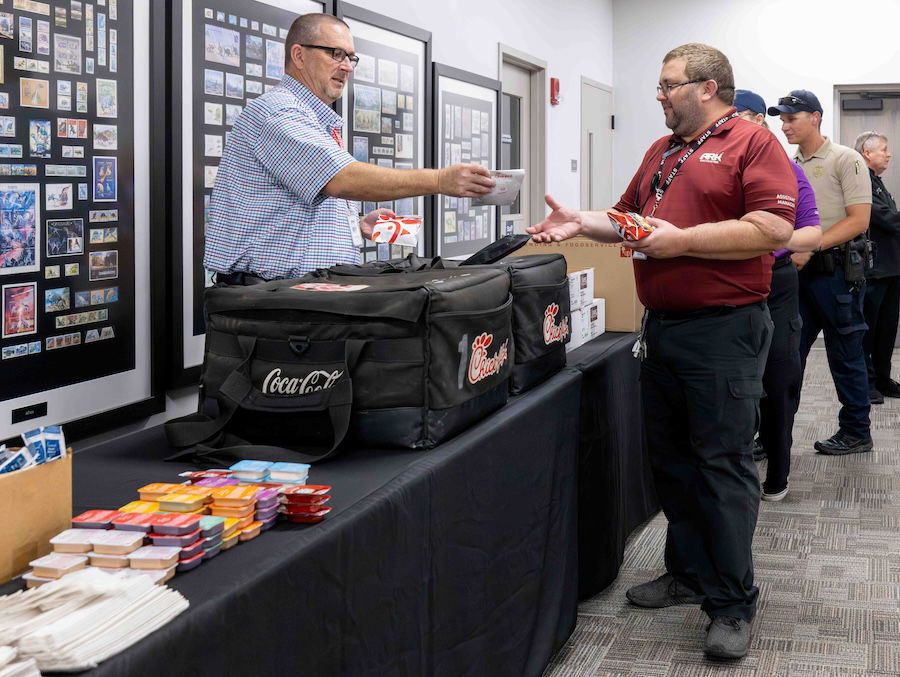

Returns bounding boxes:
[324,253,571,394]
[165,268,513,463]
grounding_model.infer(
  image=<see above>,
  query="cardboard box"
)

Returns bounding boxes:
[0,453,72,583]
[519,237,643,331]
[589,298,606,338]
[567,268,592,311]
[566,308,586,352]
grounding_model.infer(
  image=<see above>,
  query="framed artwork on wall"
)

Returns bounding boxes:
[335,2,431,260]
[0,0,166,442]
[432,63,500,259]
[170,0,333,386]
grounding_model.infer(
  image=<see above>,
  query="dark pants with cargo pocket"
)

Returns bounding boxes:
[797,265,870,438]
[641,301,772,622]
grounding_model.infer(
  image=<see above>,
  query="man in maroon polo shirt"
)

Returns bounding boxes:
[529,43,795,659]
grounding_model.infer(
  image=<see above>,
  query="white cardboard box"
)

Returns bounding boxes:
[566,308,586,352]
[588,298,606,338]
[567,268,594,311]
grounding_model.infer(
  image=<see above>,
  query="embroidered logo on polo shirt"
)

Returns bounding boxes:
[698,152,724,164]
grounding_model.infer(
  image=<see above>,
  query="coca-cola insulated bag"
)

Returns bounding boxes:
[324,253,570,394]
[165,268,513,464]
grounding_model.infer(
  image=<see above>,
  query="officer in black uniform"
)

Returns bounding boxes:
[856,131,900,402]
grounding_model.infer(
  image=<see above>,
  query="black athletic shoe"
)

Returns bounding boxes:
[869,387,885,405]
[751,438,766,462]
[704,616,752,659]
[876,379,900,398]
[814,431,874,456]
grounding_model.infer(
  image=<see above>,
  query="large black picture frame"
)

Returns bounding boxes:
[431,62,501,259]
[0,0,167,444]
[334,2,433,258]
[168,0,333,387]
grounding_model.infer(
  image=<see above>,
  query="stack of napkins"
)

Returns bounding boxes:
[0,646,39,677]
[0,568,188,672]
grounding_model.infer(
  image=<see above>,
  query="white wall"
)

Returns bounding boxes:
[611,0,900,198]
[348,0,615,208]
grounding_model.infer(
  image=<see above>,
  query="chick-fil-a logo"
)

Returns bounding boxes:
[467,332,509,385]
[543,303,569,345]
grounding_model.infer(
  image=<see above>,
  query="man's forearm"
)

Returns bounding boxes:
[820,208,871,248]
[785,225,822,253]
[579,209,622,243]
[682,212,792,260]
[323,162,439,201]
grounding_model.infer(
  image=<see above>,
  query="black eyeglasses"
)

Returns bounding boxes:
[656,79,704,97]
[778,95,810,108]
[301,44,360,68]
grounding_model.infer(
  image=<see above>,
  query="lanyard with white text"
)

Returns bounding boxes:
[648,111,738,217]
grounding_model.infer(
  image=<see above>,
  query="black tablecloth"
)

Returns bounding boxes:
[38,369,582,677]
[567,332,660,598]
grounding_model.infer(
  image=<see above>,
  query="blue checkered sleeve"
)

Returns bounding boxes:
[254,105,354,205]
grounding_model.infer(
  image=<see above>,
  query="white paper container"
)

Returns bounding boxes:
[128,545,180,569]
[49,528,108,553]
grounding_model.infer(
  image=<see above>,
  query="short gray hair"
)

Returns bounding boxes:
[854,131,887,155]
[285,14,349,68]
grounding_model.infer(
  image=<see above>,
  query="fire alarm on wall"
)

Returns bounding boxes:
[550,77,560,105]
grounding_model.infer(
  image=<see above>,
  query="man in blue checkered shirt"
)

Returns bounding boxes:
[206,14,494,282]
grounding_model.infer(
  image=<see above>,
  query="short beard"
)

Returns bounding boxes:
[668,95,704,139]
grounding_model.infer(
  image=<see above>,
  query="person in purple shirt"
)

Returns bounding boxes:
[734,90,822,501]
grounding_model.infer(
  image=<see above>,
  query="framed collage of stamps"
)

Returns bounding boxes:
[170,0,332,386]
[1,0,166,440]
[336,3,431,262]
[432,63,500,258]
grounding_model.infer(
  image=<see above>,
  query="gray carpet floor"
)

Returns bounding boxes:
[545,345,900,676]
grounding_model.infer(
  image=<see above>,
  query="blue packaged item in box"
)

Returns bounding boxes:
[267,462,310,482]
[228,460,272,481]
[21,429,46,465]
[0,449,33,474]
[41,425,65,462]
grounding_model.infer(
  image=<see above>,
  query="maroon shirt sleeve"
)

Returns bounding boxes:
[741,131,797,224]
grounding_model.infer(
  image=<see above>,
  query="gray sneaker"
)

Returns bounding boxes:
[704,616,751,659]
[625,573,703,608]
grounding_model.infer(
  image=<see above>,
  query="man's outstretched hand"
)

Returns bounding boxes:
[527,195,583,242]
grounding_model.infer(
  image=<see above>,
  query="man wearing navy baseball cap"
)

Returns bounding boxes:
[733,89,767,123]
[734,89,822,500]
[770,89,874,456]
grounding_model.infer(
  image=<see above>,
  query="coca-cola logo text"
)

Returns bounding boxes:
[467,332,509,384]
[543,303,569,345]
[262,368,343,396]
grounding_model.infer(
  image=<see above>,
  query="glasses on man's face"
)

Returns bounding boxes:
[656,79,704,97]
[301,44,360,68]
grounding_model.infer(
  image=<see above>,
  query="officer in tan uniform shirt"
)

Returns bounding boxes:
[770,89,873,455]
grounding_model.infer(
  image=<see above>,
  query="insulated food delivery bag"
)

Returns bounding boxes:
[165,268,513,463]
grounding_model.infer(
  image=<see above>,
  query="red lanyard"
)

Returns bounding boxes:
[331,127,345,150]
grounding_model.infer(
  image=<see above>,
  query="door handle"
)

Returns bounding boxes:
[588,131,594,210]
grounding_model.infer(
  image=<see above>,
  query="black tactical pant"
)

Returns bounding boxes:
[863,275,900,390]
[641,301,772,621]
[758,259,802,491]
